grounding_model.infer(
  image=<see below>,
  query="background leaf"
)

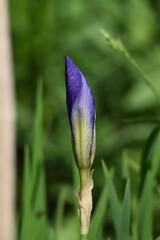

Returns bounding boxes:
[139,126,160,194]
[138,171,153,240]
[88,186,108,240]
[118,180,131,240]
[102,160,121,237]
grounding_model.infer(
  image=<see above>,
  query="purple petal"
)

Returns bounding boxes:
[65,56,95,131]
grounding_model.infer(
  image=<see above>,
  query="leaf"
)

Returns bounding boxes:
[139,126,160,195]
[155,237,160,240]
[138,171,153,240]
[151,130,160,178]
[102,160,121,235]
[22,146,36,240]
[88,186,108,240]
[100,29,160,105]
[33,164,48,240]
[121,149,129,180]
[118,180,131,240]
[33,165,46,212]
[55,186,72,240]
[31,81,48,240]
[32,80,43,188]
[20,81,49,240]
[16,211,22,240]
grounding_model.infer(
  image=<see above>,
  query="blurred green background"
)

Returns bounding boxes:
[10,0,160,239]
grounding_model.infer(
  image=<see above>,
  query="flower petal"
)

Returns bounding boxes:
[65,56,95,130]
[65,56,82,124]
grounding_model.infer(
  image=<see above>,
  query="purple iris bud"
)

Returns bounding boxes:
[65,56,96,169]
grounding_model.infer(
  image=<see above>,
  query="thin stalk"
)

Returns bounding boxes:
[79,168,90,189]
[128,56,160,104]
[100,29,160,105]
[78,168,93,236]
[81,234,88,240]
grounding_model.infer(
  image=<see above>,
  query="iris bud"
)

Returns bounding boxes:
[65,56,96,236]
[65,56,96,170]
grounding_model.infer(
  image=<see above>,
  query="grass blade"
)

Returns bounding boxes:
[100,29,160,105]
[121,150,129,180]
[22,146,36,240]
[151,130,160,178]
[88,186,108,240]
[33,163,48,240]
[31,80,48,239]
[55,187,68,240]
[20,81,48,240]
[139,126,160,194]
[32,80,43,188]
[102,160,121,235]
[118,180,131,240]
[138,171,153,240]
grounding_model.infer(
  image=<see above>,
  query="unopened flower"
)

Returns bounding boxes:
[65,56,96,236]
[65,56,96,170]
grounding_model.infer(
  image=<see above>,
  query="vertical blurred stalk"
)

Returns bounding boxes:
[0,0,15,240]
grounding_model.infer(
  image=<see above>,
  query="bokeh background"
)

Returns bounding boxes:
[10,0,160,238]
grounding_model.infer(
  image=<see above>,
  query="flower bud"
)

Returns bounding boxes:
[65,56,96,170]
[65,56,96,236]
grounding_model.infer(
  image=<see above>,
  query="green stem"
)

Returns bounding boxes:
[100,29,160,105]
[79,168,90,189]
[81,234,88,240]
[128,56,160,105]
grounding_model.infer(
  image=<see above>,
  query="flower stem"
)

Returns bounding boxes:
[81,234,88,240]
[79,168,90,189]
[77,169,93,236]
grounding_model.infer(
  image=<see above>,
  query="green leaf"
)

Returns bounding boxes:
[121,150,129,180]
[22,146,36,240]
[155,237,160,240]
[33,163,48,240]
[32,80,43,188]
[118,180,131,240]
[102,160,121,235]
[88,186,108,240]
[139,126,160,195]
[151,130,160,178]
[31,81,48,240]
[20,81,49,240]
[138,171,153,240]
[16,211,22,240]
[55,186,73,240]
[100,29,160,105]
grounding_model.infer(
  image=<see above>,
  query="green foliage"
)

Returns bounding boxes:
[17,76,160,240]
[102,161,121,235]
[17,82,49,240]
[155,237,160,240]
[100,29,160,105]
[102,161,131,240]
[139,126,160,194]
[13,0,160,239]
[88,187,108,240]
[118,180,131,240]
[138,171,153,240]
